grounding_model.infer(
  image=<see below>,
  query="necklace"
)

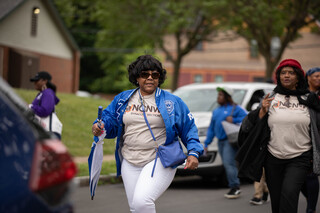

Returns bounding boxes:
[284,95,290,108]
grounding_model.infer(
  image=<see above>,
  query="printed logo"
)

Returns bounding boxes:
[165,100,174,115]
[271,99,306,110]
[188,112,194,120]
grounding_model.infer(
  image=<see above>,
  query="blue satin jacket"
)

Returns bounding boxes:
[96,87,203,176]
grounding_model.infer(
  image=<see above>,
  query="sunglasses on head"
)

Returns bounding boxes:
[140,71,160,79]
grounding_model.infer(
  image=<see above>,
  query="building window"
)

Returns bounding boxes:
[215,75,223,82]
[253,77,267,82]
[250,39,258,58]
[194,74,203,83]
[194,41,203,51]
[31,7,40,36]
[270,36,281,59]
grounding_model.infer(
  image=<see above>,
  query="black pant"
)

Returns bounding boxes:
[264,150,312,213]
[301,172,319,213]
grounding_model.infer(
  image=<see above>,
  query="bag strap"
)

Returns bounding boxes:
[49,113,53,131]
[138,90,158,177]
[230,104,236,116]
[38,94,54,131]
[138,90,157,144]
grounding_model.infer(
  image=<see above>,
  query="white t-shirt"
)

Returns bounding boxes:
[121,90,166,166]
[267,93,311,159]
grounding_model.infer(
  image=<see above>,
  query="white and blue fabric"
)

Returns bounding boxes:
[88,129,106,200]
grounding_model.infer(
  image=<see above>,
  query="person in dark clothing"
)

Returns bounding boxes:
[30,71,61,139]
[300,67,320,213]
[236,59,320,213]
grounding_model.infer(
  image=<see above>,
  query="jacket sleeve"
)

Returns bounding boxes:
[232,105,248,124]
[93,95,121,138]
[238,107,260,147]
[174,98,204,156]
[31,90,55,117]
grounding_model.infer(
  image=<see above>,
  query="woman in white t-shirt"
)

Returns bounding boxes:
[259,59,320,213]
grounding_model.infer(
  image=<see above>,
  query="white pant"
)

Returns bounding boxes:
[121,158,176,213]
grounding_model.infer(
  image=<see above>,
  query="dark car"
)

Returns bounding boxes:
[0,77,77,213]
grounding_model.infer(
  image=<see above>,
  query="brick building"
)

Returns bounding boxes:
[0,0,80,93]
[161,30,320,88]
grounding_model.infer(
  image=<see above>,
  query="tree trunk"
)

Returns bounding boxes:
[171,57,182,92]
[265,56,281,83]
[265,57,274,81]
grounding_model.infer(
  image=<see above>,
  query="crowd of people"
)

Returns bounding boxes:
[89,55,320,213]
[33,54,319,213]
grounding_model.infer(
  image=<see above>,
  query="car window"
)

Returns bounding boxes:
[174,89,218,112]
[246,89,265,111]
[245,88,275,111]
[174,88,247,112]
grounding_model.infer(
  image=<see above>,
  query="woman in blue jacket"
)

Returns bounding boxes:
[92,55,203,213]
[204,87,247,199]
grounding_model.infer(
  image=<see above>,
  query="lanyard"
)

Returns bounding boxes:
[138,90,160,177]
[138,90,157,144]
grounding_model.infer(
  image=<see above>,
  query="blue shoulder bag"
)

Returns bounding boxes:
[139,91,186,177]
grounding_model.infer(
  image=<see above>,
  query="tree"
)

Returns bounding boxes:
[93,0,232,91]
[224,0,320,80]
[53,0,104,92]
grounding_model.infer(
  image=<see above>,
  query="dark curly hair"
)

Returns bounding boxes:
[275,66,307,91]
[128,55,167,87]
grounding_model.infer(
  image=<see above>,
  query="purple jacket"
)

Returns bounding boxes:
[31,88,60,117]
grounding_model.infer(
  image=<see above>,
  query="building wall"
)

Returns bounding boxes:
[0,45,76,93]
[281,32,320,69]
[162,31,320,87]
[0,0,80,93]
[38,53,74,93]
[0,0,73,59]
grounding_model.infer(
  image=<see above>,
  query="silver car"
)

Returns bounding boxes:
[173,82,275,184]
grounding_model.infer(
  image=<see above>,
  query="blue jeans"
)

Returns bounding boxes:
[218,139,240,188]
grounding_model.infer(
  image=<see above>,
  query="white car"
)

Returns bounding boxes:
[173,82,276,183]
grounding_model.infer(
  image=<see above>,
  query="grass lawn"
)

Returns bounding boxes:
[76,161,117,177]
[15,88,118,176]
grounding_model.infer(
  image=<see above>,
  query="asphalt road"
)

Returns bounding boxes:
[72,176,314,213]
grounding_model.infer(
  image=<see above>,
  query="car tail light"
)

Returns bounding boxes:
[29,139,77,204]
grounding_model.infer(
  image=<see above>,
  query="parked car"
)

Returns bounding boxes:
[0,77,77,213]
[173,82,275,183]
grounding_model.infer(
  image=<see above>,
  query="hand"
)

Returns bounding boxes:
[92,123,104,136]
[226,116,233,123]
[41,84,47,91]
[259,93,274,119]
[184,155,199,170]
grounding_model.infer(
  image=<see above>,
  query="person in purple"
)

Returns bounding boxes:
[29,71,61,139]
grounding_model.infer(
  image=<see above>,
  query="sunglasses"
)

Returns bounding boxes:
[140,71,160,79]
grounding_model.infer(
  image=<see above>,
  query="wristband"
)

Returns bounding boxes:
[188,151,199,158]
